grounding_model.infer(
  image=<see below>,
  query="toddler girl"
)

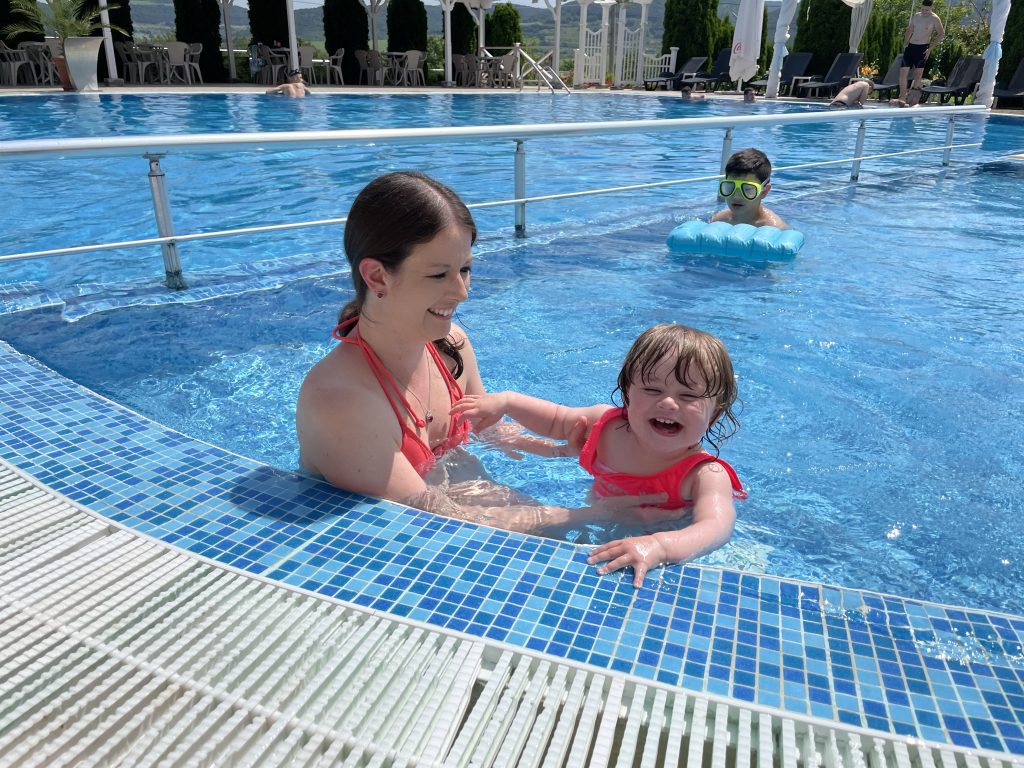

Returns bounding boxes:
[451,323,747,587]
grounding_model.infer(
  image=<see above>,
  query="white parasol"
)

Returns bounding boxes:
[764,0,800,97]
[729,0,765,85]
[975,0,1010,106]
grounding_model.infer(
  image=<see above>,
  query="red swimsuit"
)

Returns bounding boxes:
[334,319,470,476]
[578,407,746,509]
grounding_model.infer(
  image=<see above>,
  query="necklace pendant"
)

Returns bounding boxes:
[425,412,434,424]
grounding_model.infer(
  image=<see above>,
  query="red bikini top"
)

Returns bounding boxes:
[579,407,746,509]
[334,317,470,476]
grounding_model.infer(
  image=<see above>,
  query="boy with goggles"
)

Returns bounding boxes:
[711,148,790,229]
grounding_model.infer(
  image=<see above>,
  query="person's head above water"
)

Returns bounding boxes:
[724,147,771,183]
[287,68,303,82]
[339,171,478,330]
[743,87,756,103]
[615,323,739,452]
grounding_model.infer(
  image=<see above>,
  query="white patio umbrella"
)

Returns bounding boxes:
[97,0,119,82]
[764,0,800,97]
[729,0,765,84]
[844,0,873,53]
[439,0,458,85]
[355,0,387,52]
[975,0,1010,106]
[218,0,236,80]
[284,0,298,71]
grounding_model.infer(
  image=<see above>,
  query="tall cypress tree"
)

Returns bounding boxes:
[485,3,523,48]
[248,0,288,47]
[662,0,718,64]
[450,3,476,56]
[858,7,902,76]
[387,0,427,52]
[324,0,367,83]
[174,0,224,81]
[1000,0,1023,83]
[792,0,851,76]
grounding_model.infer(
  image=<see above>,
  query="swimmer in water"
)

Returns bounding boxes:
[711,147,789,229]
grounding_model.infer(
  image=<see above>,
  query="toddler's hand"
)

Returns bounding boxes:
[588,534,668,588]
[450,393,508,432]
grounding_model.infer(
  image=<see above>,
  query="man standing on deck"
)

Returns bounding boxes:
[899,0,945,101]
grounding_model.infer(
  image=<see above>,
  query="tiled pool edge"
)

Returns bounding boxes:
[1,338,1023,755]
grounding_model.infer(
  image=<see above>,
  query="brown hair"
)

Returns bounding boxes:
[615,323,740,453]
[725,148,772,183]
[337,171,477,376]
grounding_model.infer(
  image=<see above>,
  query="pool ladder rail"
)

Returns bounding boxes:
[0,459,1019,767]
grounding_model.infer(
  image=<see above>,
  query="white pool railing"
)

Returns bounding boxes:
[0,105,987,289]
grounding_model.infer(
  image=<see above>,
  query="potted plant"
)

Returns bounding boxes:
[3,0,124,91]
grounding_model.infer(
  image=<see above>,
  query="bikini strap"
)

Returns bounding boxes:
[332,317,426,429]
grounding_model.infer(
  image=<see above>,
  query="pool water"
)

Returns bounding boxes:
[1,94,1022,616]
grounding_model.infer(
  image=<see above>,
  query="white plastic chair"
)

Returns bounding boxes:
[401,50,425,87]
[0,42,32,86]
[327,48,344,85]
[132,44,162,84]
[365,49,387,86]
[187,42,203,84]
[257,44,284,84]
[163,41,192,84]
[354,49,370,84]
[18,42,57,86]
[298,45,317,84]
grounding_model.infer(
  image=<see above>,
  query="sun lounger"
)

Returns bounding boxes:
[643,56,708,91]
[797,52,863,98]
[921,55,984,105]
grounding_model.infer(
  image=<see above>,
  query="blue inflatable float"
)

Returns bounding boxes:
[667,220,804,260]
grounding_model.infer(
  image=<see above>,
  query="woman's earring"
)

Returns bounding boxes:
[376,291,384,299]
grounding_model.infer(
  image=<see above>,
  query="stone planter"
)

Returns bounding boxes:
[63,36,103,91]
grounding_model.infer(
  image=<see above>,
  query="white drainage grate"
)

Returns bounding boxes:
[0,460,1020,767]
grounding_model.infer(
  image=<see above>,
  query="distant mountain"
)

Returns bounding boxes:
[127,0,667,58]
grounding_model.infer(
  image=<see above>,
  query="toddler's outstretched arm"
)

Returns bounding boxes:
[451,392,609,440]
[587,461,738,587]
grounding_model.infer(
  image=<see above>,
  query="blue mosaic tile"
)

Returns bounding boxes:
[1,338,1024,756]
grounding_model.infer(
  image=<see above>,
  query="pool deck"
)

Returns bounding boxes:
[0,336,1023,757]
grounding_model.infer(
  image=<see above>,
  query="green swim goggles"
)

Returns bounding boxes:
[718,178,766,200]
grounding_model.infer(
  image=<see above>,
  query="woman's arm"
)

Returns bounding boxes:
[298,377,430,502]
[587,462,738,587]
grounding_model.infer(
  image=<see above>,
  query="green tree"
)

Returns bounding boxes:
[450,1,476,55]
[248,0,287,46]
[486,2,522,48]
[858,6,903,76]
[173,0,224,80]
[662,0,718,64]
[792,0,851,76]
[323,0,367,83]
[759,6,774,74]
[1001,0,1023,82]
[387,0,427,52]
[713,16,733,61]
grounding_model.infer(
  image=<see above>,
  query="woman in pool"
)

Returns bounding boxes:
[296,171,663,530]
[451,323,747,586]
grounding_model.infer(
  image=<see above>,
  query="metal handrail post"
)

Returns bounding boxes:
[514,140,527,238]
[718,127,733,201]
[851,119,867,181]
[943,117,956,166]
[146,154,187,290]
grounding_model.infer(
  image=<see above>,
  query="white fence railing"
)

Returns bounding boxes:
[0,105,988,288]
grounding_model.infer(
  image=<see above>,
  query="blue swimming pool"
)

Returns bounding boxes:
[1,94,1022,619]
